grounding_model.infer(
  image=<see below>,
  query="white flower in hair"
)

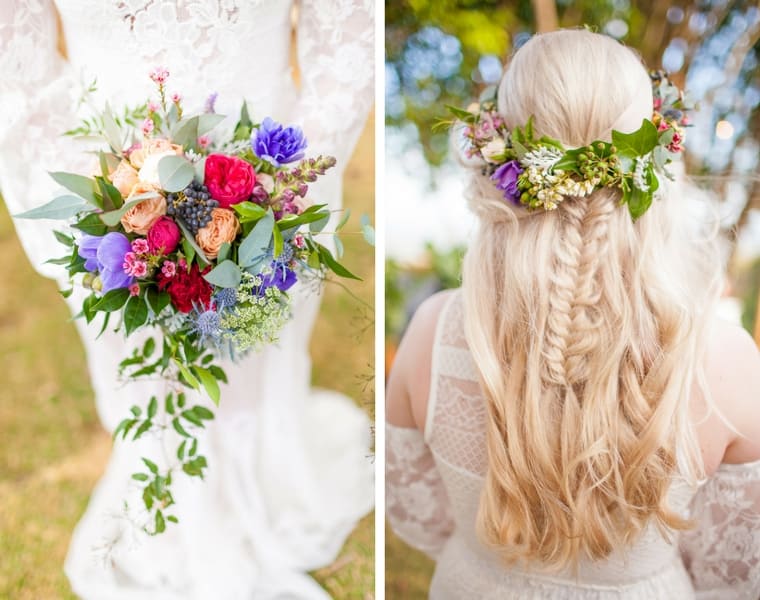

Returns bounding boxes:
[522,146,563,170]
[481,138,507,163]
[632,156,651,192]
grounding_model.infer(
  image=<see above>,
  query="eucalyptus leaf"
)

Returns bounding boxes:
[203,260,242,288]
[177,221,209,265]
[333,234,344,259]
[102,103,124,152]
[238,210,274,267]
[171,116,199,148]
[336,208,351,231]
[15,195,91,220]
[309,214,329,233]
[49,172,100,206]
[194,156,207,181]
[158,155,195,192]
[217,242,231,262]
[198,113,225,135]
[361,224,375,246]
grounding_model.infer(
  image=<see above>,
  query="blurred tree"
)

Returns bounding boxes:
[386,0,760,206]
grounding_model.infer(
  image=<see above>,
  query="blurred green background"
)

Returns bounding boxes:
[0,119,375,599]
[385,1,760,597]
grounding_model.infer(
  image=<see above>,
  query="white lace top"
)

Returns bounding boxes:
[387,291,760,599]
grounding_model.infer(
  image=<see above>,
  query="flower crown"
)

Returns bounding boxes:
[453,71,693,220]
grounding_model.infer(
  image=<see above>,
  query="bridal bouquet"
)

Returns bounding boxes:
[19,68,364,534]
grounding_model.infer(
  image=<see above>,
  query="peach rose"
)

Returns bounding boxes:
[195,208,241,259]
[129,138,183,169]
[120,184,166,234]
[110,160,139,197]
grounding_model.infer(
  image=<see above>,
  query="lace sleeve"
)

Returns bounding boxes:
[292,0,374,210]
[680,461,760,599]
[0,1,87,279]
[386,422,455,560]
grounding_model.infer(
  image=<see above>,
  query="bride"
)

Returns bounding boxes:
[387,30,760,597]
[0,1,374,598]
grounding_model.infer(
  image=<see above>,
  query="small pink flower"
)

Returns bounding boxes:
[178,257,188,270]
[142,118,154,136]
[171,92,182,103]
[197,135,210,149]
[147,101,160,113]
[161,261,177,278]
[129,283,140,296]
[123,251,137,272]
[131,261,148,278]
[149,66,169,85]
[657,120,669,132]
[653,98,663,110]
[131,238,150,254]
[293,234,305,249]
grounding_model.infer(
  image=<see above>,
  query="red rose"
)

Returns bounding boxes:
[157,263,212,313]
[147,216,181,254]
[204,154,256,208]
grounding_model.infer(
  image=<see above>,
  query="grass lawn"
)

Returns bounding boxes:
[0,117,375,599]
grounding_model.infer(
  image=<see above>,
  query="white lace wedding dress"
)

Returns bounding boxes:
[387,292,760,599]
[0,2,374,599]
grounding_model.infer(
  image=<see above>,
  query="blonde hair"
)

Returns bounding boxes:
[461,30,723,569]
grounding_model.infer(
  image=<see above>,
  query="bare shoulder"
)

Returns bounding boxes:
[386,289,459,430]
[703,319,760,464]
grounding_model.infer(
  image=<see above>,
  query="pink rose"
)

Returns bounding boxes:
[204,154,256,208]
[147,216,181,255]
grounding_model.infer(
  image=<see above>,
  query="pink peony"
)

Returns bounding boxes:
[204,154,256,208]
[147,216,181,255]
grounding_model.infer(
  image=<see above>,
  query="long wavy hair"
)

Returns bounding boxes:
[461,30,724,569]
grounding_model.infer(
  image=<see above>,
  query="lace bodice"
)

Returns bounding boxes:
[387,291,760,599]
[0,0,373,275]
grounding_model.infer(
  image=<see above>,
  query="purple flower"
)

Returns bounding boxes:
[77,232,134,293]
[491,160,524,205]
[251,117,307,167]
[259,263,297,294]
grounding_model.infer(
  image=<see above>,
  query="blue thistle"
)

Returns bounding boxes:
[191,309,223,346]
[214,288,238,311]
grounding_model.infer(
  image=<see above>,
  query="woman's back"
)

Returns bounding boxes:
[387,289,760,598]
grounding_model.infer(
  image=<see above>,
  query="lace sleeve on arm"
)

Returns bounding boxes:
[386,422,455,560]
[293,0,374,210]
[0,1,86,278]
[680,461,760,598]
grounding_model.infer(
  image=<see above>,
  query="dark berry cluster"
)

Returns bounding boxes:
[166,181,219,235]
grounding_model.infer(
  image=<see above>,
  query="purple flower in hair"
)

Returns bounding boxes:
[77,232,135,293]
[491,160,524,205]
[251,117,307,167]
